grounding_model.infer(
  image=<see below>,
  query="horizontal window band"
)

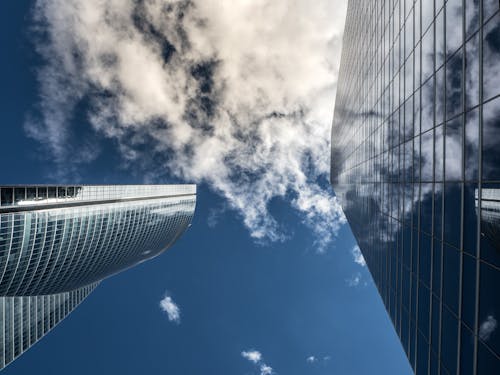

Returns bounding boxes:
[0,194,196,214]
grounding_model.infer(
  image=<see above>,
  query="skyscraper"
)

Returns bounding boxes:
[331,1,500,374]
[0,184,196,369]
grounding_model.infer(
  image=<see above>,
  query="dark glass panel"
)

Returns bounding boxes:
[441,306,458,375]
[421,184,433,234]
[417,282,430,339]
[431,294,440,355]
[403,265,411,313]
[443,183,462,248]
[411,274,418,319]
[460,324,475,375]
[463,183,478,256]
[1,188,13,206]
[477,340,500,374]
[416,330,429,374]
[37,187,47,200]
[419,234,432,287]
[24,191,37,205]
[57,187,66,199]
[462,253,477,330]
[47,187,56,199]
[432,239,442,297]
[14,188,25,204]
[443,244,460,314]
[409,319,417,371]
[412,229,419,274]
[401,308,410,355]
[434,184,443,238]
[430,351,439,375]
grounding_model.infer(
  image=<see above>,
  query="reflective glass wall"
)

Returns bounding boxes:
[331,1,500,373]
[0,185,196,370]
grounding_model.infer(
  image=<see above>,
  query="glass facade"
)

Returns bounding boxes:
[331,1,500,374]
[0,284,97,369]
[0,184,196,370]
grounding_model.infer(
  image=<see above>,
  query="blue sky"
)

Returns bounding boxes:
[0,1,412,374]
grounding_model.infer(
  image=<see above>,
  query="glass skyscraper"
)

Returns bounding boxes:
[331,1,500,374]
[0,184,196,369]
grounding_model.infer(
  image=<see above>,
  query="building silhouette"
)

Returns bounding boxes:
[331,2,500,374]
[0,184,196,369]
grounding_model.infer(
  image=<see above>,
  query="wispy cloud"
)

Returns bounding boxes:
[345,272,364,287]
[351,245,366,267]
[479,315,497,341]
[28,0,348,251]
[306,355,331,364]
[241,349,274,375]
[159,294,181,324]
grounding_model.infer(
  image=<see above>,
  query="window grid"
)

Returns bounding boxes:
[331,1,500,373]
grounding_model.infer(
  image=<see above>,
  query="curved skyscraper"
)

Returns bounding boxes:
[0,184,196,369]
[332,1,500,374]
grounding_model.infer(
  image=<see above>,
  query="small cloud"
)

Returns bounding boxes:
[260,364,273,375]
[241,350,262,364]
[207,206,225,228]
[242,349,274,374]
[351,245,366,267]
[307,355,331,364]
[479,315,497,341]
[346,272,362,287]
[159,294,181,324]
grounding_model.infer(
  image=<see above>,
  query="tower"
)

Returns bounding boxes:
[0,184,196,369]
[331,2,500,373]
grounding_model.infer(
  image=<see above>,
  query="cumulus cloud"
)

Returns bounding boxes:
[241,350,262,364]
[479,315,497,342]
[159,294,181,323]
[306,356,316,363]
[260,364,273,375]
[351,245,366,267]
[241,349,274,375]
[28,0,348,250]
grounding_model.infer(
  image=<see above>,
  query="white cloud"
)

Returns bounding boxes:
[241,350,262,364]
[306,356,316,363]
[242,349,274,374]
[260,364,273,375]
[159,294,181,324]
[28,0,348,251]
[479,315,497,342]
[351,245,366,267]
[346,273,361,287]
